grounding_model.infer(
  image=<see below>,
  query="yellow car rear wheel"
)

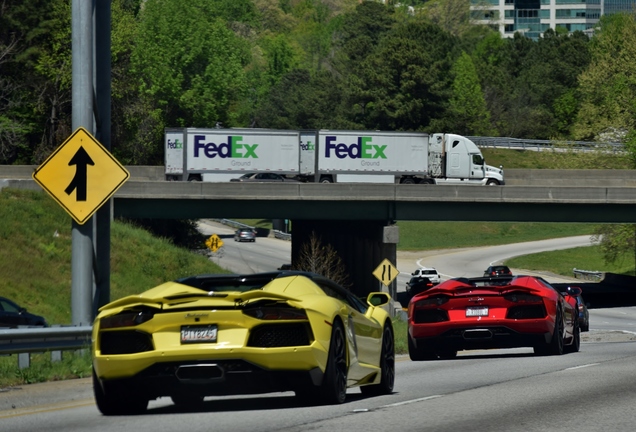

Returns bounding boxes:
[319,320,348,404]
[93,369,149,415]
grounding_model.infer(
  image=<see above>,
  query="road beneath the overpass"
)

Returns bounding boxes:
[396,235,593,287]
[197,219,593,292]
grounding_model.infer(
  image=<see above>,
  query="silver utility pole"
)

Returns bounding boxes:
[71,0,94,326]
[70,0,103,326]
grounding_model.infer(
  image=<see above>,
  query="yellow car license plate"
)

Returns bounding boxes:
[181,325,218,344]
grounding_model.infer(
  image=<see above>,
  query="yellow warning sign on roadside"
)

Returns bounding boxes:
[373,258,399,286]
[206,234,224,252]
[32,127,129,225]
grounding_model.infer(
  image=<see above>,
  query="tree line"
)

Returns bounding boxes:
[2,0,636,272]
[2,0,636,167]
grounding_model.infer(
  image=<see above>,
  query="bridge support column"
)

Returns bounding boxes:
[291,220,398,298]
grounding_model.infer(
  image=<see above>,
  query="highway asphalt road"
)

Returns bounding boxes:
[2,228,635,430]
[2,320,635,431]
[394,235,593,293]
[198,220,592,289]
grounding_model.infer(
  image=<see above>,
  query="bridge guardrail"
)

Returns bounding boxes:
[573,268,604,281]
[214,218,291,241]
[469,136,624,153]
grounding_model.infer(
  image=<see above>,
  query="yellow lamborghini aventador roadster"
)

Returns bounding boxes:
[92,271,395,415]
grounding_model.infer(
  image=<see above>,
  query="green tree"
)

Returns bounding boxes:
[109,0,152,164]
[354,21,459,131]
[287,0,349,71]
[573,12,636,143]
[261,34,302,85]
[254,69,347,129]
[470,29,590,140]
[253,0,298,33]
[131,0,251,131]
[334,1,395,64]
[334,1,396,127]
[470,30,511,136]
[417,0,472,38]
[512,29,590,139]
[0,0,72,164]
[553,89,580,138]
[592,224,636,275]
[444,51,492,135]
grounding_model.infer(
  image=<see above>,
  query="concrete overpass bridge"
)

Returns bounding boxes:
[2,166,636,297]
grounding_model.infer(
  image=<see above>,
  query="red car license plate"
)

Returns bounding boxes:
[466,307,489,317]
[181,325,218,344]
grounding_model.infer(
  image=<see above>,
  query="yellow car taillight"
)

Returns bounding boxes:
[100,310,155,329]
[243,307,308,320]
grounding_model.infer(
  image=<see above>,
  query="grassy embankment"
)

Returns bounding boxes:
[0,146,632,387]
[0,188,225,387]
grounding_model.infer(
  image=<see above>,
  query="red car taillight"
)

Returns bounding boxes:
[414,295,450,308]
[100,310,155,329]
[243,307,308,320]
[503,293,543,303]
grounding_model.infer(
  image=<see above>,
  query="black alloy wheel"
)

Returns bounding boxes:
[408,333,437,361]
[320,320,348,404]
[535,309,565,356]
[93,369,148,415]
[565,319,581,354]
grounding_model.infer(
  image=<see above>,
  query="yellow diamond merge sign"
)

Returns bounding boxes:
[32,127,130,225]
[205,234,224,252]
[373,258,399,286]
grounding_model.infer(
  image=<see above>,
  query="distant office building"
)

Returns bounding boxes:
[470,0,634,40]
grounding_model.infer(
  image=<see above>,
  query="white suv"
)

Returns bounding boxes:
[411,267,441,285]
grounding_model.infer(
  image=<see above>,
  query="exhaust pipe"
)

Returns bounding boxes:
[175,364,225,382]
[463,329,493,339]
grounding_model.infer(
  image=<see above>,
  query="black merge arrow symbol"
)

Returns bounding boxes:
[65,146,94,201]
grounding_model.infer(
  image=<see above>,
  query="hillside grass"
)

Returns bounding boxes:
[0,188,227,386]
[396,221,595,250]
[0,189,226,325]
[506,246,635,276]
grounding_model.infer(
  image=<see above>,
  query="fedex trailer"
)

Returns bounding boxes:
[308,130,504,185]
[164,128,504,185]
[165,128,301,182]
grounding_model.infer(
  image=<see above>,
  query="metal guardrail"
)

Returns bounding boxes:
[0,326,92,369]
[469,136,624,153]
[216,218,254,231]
[273,230,291,241]
[573,268,604,281]
[214,218,291,241]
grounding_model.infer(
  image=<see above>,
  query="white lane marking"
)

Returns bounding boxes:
[565,363,600,371]
[380,395,443,408]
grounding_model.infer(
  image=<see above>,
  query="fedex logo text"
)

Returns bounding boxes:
[167,138,182,149]
[193,135,258,158]
[324,136,387,159]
